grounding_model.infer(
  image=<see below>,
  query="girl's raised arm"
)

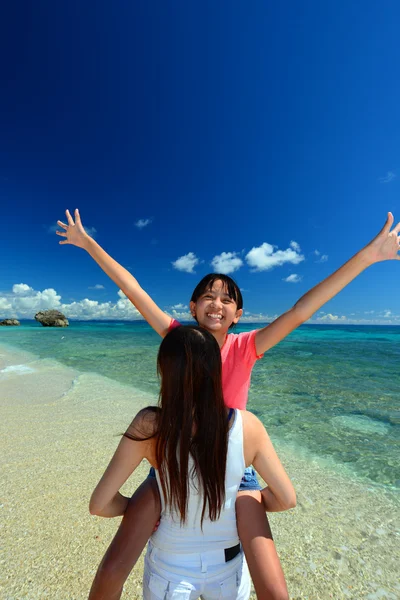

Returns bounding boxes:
[242,411,296,512]
[57,209,172,337]
[254,213,400,355]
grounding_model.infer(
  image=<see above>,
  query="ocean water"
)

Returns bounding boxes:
[1,320,399,490]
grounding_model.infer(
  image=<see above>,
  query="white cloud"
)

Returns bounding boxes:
[3,284,399,325]
[245,242,304,272]
[88,284,105,290]
[61,297,141,320]
[283,274,302,283]
[379,171,396,184]
[240,312,276,323]
[309,310,400,324]
[314,313,347,322]
[168,309,193,321]
[12,284,34,295]
[172,252,199,274]
[211,252,243,274]
[290,241,301,252]
[0,298,12,312]
[0,285,62,318]
[314,250,328,263]
[84,226,97,238]
[0,284,143,321]
[135,218,152,229]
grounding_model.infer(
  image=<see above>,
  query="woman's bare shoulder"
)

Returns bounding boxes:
[125,406,159,440]
[240,410,267,443]
[240,409,263,430]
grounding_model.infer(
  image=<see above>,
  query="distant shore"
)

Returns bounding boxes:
[1,342,399,599]
[1,318,400,326]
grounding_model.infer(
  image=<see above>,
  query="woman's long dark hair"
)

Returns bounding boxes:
[125,326,229,526]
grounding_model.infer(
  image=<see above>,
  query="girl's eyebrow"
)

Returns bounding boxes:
[205,290,232,299]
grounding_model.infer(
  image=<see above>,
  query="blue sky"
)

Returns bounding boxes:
[1,1,399,323]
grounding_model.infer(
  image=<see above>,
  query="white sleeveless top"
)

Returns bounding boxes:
[151,409,245,553]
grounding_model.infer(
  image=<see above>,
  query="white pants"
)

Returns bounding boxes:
[143,541,251,599]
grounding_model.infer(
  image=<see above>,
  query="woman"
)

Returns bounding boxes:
[89,326,296,599]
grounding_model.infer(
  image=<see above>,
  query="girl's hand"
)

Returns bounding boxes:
[56,209,90,249]
[364,212,400,263]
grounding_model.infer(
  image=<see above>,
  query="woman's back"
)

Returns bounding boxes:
[151,409,245,553]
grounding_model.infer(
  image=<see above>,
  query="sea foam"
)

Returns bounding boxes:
[0,364,35,375]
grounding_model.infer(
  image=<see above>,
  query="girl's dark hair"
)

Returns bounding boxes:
[125,326,228,526]
[191,273,243,329]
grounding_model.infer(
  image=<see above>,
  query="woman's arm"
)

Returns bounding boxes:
[255,213,400,355]
[57,209,172,337]
[242,411,296,512]
[89,411,154,518]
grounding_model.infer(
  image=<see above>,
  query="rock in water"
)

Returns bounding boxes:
[34,310,69,327]
[0,319,21,326]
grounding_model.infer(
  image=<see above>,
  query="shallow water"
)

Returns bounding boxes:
[1,332,399,599]
[1,321,399,489]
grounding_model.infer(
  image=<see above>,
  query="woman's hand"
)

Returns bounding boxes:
[56,208,90,249]
[364,212,400,264]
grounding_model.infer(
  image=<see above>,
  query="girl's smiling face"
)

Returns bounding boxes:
[190,280,243,331]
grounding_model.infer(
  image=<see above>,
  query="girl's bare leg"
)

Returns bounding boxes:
[236,490,289,600]
[88,477,161,600]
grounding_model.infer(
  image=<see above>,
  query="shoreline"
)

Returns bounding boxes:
[2,320,400,328]
[1,343,399,599]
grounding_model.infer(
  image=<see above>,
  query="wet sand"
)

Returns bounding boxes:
[1,343,399,599]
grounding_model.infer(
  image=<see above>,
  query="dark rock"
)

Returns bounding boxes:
[34,310,69,327]
[0,319,20,326]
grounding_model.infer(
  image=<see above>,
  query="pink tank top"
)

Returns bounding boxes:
[169,319,263,409]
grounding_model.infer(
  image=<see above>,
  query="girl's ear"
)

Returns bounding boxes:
[233,308,243,323]
[189,301,196,317]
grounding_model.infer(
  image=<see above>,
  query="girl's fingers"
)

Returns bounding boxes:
[380,212,393,235]
[74,208,82,225]
[65,209,74,226]
[59,240,69,245]
[387,212,394,230]
[56,230,67,237]
[393,221,400,234]
[57,220,68,229]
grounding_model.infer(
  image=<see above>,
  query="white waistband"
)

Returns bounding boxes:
[147,541,242,573]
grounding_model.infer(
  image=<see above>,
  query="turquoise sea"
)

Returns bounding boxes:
[1,320,399,490]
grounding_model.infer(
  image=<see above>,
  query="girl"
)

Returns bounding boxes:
[89,325,296,600]
[57,209,399,600]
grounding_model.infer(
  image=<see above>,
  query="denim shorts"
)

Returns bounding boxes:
[238,467,261,492]
[148,466,261,492]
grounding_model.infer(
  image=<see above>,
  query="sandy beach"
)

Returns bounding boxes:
[1,343,399,600]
